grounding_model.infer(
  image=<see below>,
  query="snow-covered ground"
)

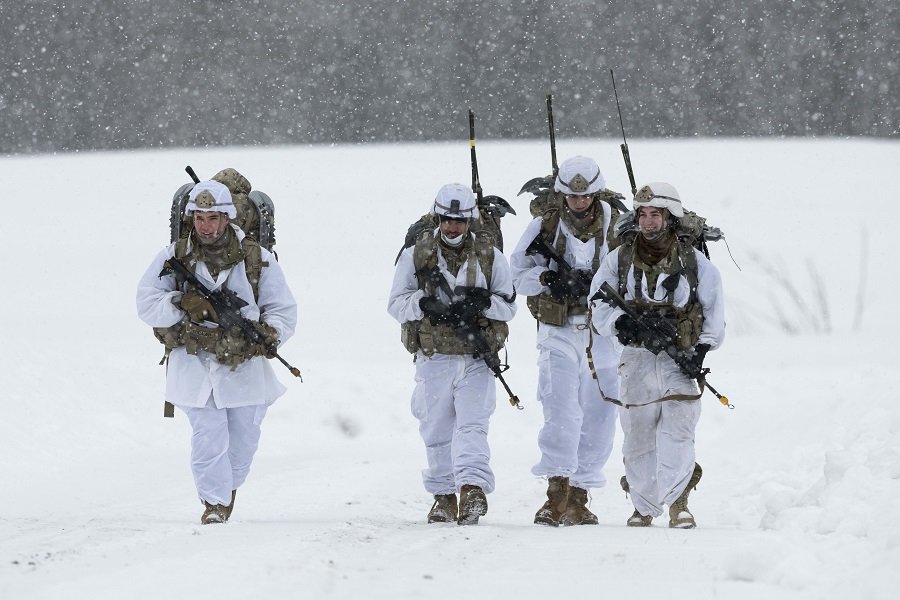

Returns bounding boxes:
[1,138,898,599]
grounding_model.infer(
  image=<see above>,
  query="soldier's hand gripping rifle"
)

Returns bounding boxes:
[161,257,303,380]
[524,233,592,300]
[592,281,733,408]
[419,265,522,410]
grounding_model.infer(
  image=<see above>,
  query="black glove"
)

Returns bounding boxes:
[680,343,710,379]
[571,269,593,297]
[541,270,570,300]
[614,314,640,346]
[542,269,591,300]
[448,288,492,325]
[419,296,452,324]
[462,287,492,312]
[424,266,447,291]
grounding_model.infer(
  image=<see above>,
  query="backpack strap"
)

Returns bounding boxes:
[412,227,437,292]
[677,237,699,304]
[473,232,494,288]
[617,237,635,297]
[240,237,268,302]
[174,236,190,260]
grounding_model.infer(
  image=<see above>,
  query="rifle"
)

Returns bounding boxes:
[518,94,557,197]
[160,256,303,380]
[468,109,516,221]
[419,265,522,410]
[592,281,732,409]
[524,233,592,300]
[610,69,637,197]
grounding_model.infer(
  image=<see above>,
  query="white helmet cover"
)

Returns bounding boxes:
[554,155,606,195]
[185,180,237,219]
[633,181,684,218]
[431,183,477,219]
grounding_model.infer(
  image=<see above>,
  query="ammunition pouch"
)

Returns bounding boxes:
[182,321,222,356]
[526,294,587,326]
[154,321,253,370]
[214,325,252,369]
[400,318,508,356]
[400,321,420,354]
[673,302,704,350]
[153,322,185,351]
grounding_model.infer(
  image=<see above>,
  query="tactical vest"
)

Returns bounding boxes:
[400,229,509,357]
[153,236,268,361]
[616,235,704,351]
[525,199,618,326]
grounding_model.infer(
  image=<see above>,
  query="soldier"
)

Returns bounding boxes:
[510,156,621,526]
[137,180,298,524]
[388,183,517,526]
[590,182,725,528]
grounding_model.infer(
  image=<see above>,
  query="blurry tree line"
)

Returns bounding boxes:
[1,0,897,154]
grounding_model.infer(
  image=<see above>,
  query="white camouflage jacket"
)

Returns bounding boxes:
[136,225,298,408]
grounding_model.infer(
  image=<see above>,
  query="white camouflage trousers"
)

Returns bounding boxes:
[619,400,700,517]
[411,353,496,496]
[181,395,268,507]
[531,319,619,490]
[619,348,702,517]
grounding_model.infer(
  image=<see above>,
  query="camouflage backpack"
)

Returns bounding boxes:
[171,167,276,253]
[167,167,279,295]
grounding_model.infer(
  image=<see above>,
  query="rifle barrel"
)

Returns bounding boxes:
[468,109,483,199]
[546,94,558,177]
[610,70,637,196]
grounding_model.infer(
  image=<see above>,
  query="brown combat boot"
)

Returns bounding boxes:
[457,484,488,526]
[534,476,570,527]
[427,493,458,523]
[668,463,703,529]
[626,510,653,527]
[562,486,599,526]
[201,501,229,525]
[223,489,237,521]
